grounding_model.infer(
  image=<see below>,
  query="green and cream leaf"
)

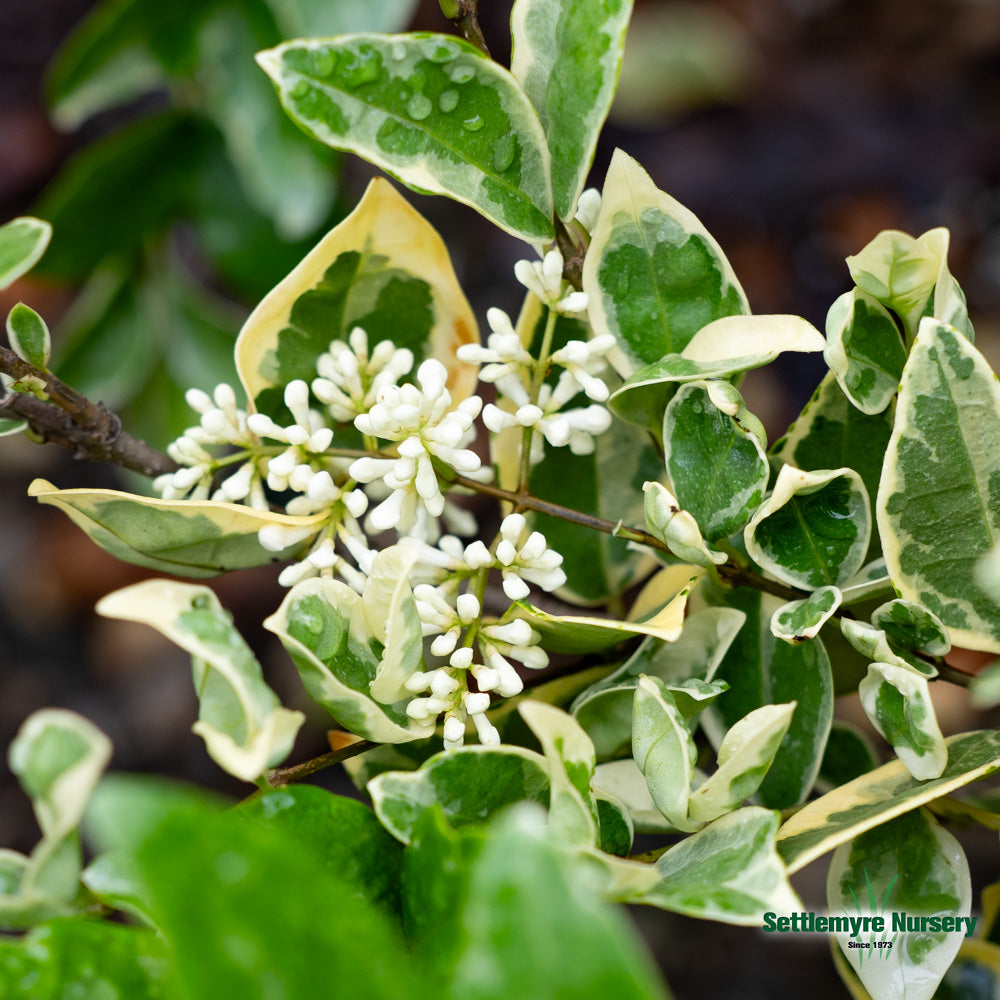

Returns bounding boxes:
[6,303,51,371]
[0,217,51,289]
[870,599,950,657]
[770,586,842,643]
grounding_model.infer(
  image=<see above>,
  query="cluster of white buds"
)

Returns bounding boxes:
[155,384,266,507]
[548,334,618,402]
[397,533,494,586]
[455,308,532,382]
[350,360,483,533]
[514,249,589,314]
[574,188,602,233]
[493,513,566,599]
[312,326,414,423]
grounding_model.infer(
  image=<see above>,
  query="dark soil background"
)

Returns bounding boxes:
[3,1,1000,997]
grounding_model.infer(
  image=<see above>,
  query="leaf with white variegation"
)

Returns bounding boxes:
[593,759,674,834]
[847,227,973,343]
[828,809,970,1000]
[584,149,748,380]
[745,464,870,590]
[256,35,554,242]
[878,318,1000,652]
[7,303,51,370]
[824,288,906,416]
[870,600,951,658]
[771,586,842,644]
[859,662,947,780]
[511,0,632,220]
[839,618,934,677]
[264,576,431,744]
[639,807,800,924]
[0,217,51,289]
[664,380,769,541]
[98,581,304,782]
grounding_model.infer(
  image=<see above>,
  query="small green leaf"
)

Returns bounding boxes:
[584,149,748,378]
[824,288,906,415]
[776,729,1000,873]
[664,380,769,541]
[511,0,633,220]
[256,34,554,242]
[0,217,52,289]
[859,662,947,781]
[828,809,970,1000]
[642,482,726,567]
[97,580,304,781]
[870,599,951,657]
[878,318,1000,652]
[839,618,935,677]
[640,807,800,924]
[6,303,51,370]
[771,586,842,644]
[745,464,870,589]
[368,746,551,844]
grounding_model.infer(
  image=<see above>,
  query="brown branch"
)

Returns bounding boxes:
[446,0,490,57]
[267,739,377,787]
[553,217,585,291]
[0,346,177,477]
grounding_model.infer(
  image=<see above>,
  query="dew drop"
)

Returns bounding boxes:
[429,44,456,63]
[407,93,433,120]
[492,134,515,171]
[308,47,336,78]
[392,41,407,61]
[341,48,381,90]
[462,114,485,132]
[438,89,459,113]
[448,63,475,84]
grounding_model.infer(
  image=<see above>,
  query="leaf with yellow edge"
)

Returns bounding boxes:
[28,479,325,578]
[235,177,478,418]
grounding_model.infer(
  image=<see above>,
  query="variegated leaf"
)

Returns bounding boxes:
[745,465,870,589]
[818,722,879,788]
[870,599,950,658]
[28,479,324,578]
[824,288,906,415]
[0,216,51,289]
[511,0,632,220]
[839,618,935,677]
[592,758,674,834]
[642,481,725,567]
[859,662,947,781]
[776,729,1000,873]
[98,581,304,781]
[584,149,748,379]
[828,809,971,1000]
[235,176,477,416]
[770,586,842,644]
[256,35,554,242]
[7,303,51,370]
[878,318,1000,652]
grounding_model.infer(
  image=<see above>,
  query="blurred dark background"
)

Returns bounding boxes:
[3,0,1000,996]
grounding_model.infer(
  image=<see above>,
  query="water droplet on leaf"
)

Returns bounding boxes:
[448,63,475,84]
[438,89,459,113]
[492,134,515,171]
[407,94,433,120]
[462,114,484,132]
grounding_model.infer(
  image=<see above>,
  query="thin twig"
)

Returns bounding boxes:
[267,739,377,787]
[447,0,490,57]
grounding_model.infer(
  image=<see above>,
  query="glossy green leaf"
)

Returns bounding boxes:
[771,586,842,643]
[511,0,633,220]
[80,851,153,926]
[0,217,52,289]
[839,618,935,677]
[264,574,431,743]
[235,176,478,416]
[777,729,1000,872]
[0,418,26,436]
[825,288,907,415]
[859,662,947,780]
[584,149,748,379]
[640,807,799,924]
[519,701,599,846]
[97,581,304,781]
[29,479,324,578]
[451,807,672,1000]
[818,722,879,788]
[846,227,973,343]
[594,792,634,856]
[697,581,833,808]
[664,380,768,540]
[745,464,870,589]
[870,600,951,657]
[878,318,1000,652]
[572,607,745,759]
[257,34,554,242]
[0,919,171,1000]
[368,746,551,844]
[592,759,673,834]
[6,303,51,371]
[828,809,971,1000]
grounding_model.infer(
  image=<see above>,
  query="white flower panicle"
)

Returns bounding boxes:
[455,308,532,382]
[312,326,414,423]
[350,359,483,533]
[494,513,566,600]
[513,249,590,315]
[574,187,602,233]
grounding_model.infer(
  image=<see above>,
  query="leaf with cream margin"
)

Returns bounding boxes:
[0,216,51,289]
[98,581,304,782]
[7,303,51,371]
[28,479,325,578]
[770,586,842,644]
[839,618,935,677]
[859,662,947,781]
[519,701,599,847]
[828,809,971,1000]
[878,318,1000,652]
[776,729,1000,873]
[584,149,748,379]
[870,599,951,658]
[687,703,796,825]
[510,0,632,220]
[593,758,674,834]
[256,34,554,243]
[265,576,431,743]
[235,176,478,419]
[610,314,824,433]
[846,227,973,344]
[745,464,870,590]
[638,807,800,925]
[642,481,726,567]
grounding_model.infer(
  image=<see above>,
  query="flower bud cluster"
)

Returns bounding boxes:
[514,250,589,314]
